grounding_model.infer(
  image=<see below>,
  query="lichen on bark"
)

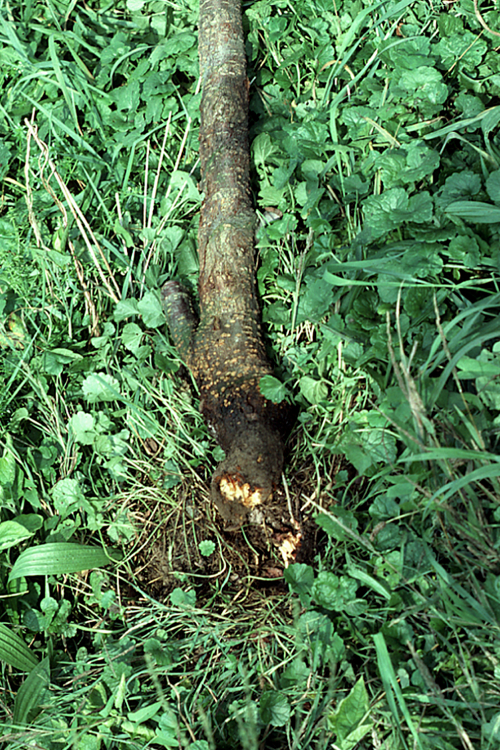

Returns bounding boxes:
[162,0,296,534]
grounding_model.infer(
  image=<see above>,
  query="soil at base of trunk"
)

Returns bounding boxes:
[131,476,318,603]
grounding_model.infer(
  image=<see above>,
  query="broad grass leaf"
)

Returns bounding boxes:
[13,656,50,726]
[259,691,291,727]
[128,700,162,724]
[373,633,424,750]
[0,624,38,671]
[430,463,500,505]
[347,565,391,600]
[482,713,500,744]
[9,543,120,581]
[481,106,500,138]
[0,141,11,179]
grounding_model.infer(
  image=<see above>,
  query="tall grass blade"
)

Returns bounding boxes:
[374,632,424,750]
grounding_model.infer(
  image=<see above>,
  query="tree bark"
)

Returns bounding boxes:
[162,0,296,534]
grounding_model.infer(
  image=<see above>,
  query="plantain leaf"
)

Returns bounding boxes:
[444,200,500,223]
[12,656,50,726]
[0,624,38,671]
[8,543,121,582]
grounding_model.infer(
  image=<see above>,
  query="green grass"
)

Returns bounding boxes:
[1,0,500,747]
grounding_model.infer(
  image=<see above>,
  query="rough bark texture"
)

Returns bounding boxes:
[162,0,296,533]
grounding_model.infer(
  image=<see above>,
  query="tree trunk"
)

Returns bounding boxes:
[162,0,296,537]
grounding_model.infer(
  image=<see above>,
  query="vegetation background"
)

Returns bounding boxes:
[1,0,500,747]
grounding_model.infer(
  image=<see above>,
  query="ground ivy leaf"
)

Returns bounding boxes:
[339,411,397,474]
[114,299,139,322]
[312,571,358,612]
[447,235,480,267]
[280,658,310,689]
[68,411,96,446]
[435,31,488,71]
[0,521,35,552]
[259,375,289,404]
[486,170,500,203]
[299,376,328,405]
[297,277,334,323]
[284,563,314,606]
[398,67,448,113]
[253,132,278,169]
[82,373,121,403]
[170,588,196,608]
[122,322,144,355]
[404,142,440,182]
[363,188,408,240]
[407,191,433,223]
[435,170,482,209]
[138,291,165,329]
[329,677,370,741]
[259,691,291,727]
[52,478,85,516]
